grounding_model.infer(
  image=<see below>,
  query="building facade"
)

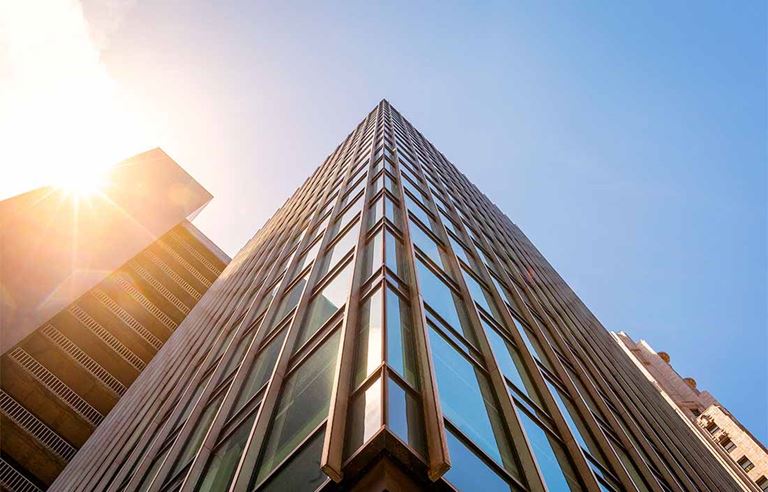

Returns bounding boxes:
[0,151,229,490]
[615,332,768,491]
[51,101,750,491]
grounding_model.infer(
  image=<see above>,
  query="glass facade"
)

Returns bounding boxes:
[52,100,745,492]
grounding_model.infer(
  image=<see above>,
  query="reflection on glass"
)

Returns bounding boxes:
[272,274,308,326]
[386,288,418,387]
[231,330,287,414]
[405,194,432,229]
[296,261,354,348]
[415,259,476,346]
[512,317,552,369]
[316,221,360,279]
[486,323,542,406]
[444,427,512,492]
[256,330,340,483]
[171,394,224,478]
[462,268,500,321]
[328,196,363,238]
[353,290,383,387]
[384,229,408,281]
[216,329,257,385]
[259,430,327,491]
[294,240,323,279]
[195,412,257,491]
[345,378,383,457]
[388,377,425,456]
[361,230,383,281]
[518,410,582,491]
[409,218,448,273]
[428,327,517,476]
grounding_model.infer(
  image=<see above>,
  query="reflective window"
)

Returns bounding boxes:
[170,393,225,478]
[255,330,341,483]
[386,288,418,387]
[486,324,542,406]
[444,428,513,492]
[231,330,287,414]
[409,218,449,273]
[415,259,476,346]
[259,430,327,491]
[384,229,409,281]
[361,230,383,281]
[462,268,500,321]
[296,261,354,347]
[316,221,360,279]
[439,210,459,236]
[271,274,308,326]
[448,235,472,267]
[353,290,383,387]
[195,412,257,491]
[405,194,432,228]
[345,377,383,456]
[429,327,516,474]
[293,239,322,278]
[328,196,363,238]
[518,410,582,490]
[388,377,425,456]
[369,195,402,229]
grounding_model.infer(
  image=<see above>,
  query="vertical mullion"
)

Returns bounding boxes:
[227,111,376,492]
[321,101,384,481]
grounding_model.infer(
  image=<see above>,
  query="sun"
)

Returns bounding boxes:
[54,166,110,198]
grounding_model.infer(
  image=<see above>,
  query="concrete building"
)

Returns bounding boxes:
[0,149,229,490]
[52,101,751,491]
[615,332,768,491]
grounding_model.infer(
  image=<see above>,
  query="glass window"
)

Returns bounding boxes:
[405,194,432,229]
[195,412,258,491]
[328,196,363,238]
[353,290,383,387]
[386,288,418,387]
[545,381,608,467]
[361,230,383,281]
[448,235,472,267]
[255,330,341,483]
[486,324,542,406]
[296,261,354,348]
[384,229,408,281]
[293,240,322,278]
[259,431,327,491]
[316,221,360,279]
[416,259,476,346]
[440,210,459,236]
[428,327,517,475]
[518,410,582,491]
[171,393,225,478]
[511,316,552,370]
[755,476,768,492]
[444,428,513,492]
[345,377,383,456]
[231,330,287,414]
[402,175,428,204]
[737,456,755,472]
[271,274,308,326]
[409,218,449,273]
[216,329,257,384]
[388,377,425,456]
[369,195,402,230]
[462,269,500,321]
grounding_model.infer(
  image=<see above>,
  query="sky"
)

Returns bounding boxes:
[1,1,765,443]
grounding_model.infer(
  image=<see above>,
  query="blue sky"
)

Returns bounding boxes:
[90,1,766,441]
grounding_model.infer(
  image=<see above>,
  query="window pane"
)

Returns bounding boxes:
[272,274,308,325]
[388,377,425,456]
[294,240,322,278]
[259,431,327,491]
[384,229,409,281]
[316,221,360,279]
[416,259,476,346]
[231,330,287,414]
[518,410,582,491]
[345,377,383,457]
[409,218,448,273]
[462,269,500,321]
[296,261,354,348]
[328,196,363,237]
[361,230,383,281]
[444,428,513,492]
[429,327,517,477]
[486,324,542,406]
[386,288,418,387]
[195,412,258,492]
[256,330,341,483]
[405,194,432,228]
[171,394,225,478]
[353,290,383,387]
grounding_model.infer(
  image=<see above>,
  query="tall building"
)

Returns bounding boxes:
[0,150,229,490]
[615,332,768,491]
[51,101,752,491]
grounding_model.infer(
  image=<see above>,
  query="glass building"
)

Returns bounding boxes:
[51,101,746,491]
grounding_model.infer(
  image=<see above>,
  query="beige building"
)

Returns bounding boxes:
[615,331,768,491]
